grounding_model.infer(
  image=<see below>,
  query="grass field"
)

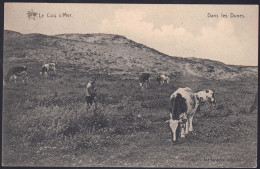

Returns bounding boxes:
[2,60,258,167]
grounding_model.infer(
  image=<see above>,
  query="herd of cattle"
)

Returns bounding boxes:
[167,87,216,142]
[139,72,257,142]
[138,73,171,88]
[4,63,57,85]
[3,64,257,143]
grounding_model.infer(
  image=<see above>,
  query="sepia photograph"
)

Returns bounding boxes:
[2,3,258,167]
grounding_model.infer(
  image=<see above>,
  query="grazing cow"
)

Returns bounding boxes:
[167,87,199,142]
[9,71,29,84]
[9,74,17,83]
[40,63,56,77]
[157,74,171,85]
[250,91,258,113]
[139,73,150,89]
[195,89,216,111]
[6,66,28,80]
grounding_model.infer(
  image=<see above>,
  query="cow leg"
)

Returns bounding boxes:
[188,115,194,132]
[145,81,149,88]
[169,119,179,142]
[139,83,144,89]
[185,119,189,134]
[180,122,186,138]
[197,104,201,112]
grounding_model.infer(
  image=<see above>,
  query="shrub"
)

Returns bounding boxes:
[109,97,152,134]
[14,103,103,144]
[9,94,153,151]
[216,104,225,110]
[238,108,248,115]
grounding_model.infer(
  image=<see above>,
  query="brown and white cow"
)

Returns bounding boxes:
[195,89,216,111]
[6,66,28,81]
[40,63,56,77]
[139,73,150,89]
[9,71,29,84]
[7,66,28,76]
[157,74,171,85]
[167,87,199,142]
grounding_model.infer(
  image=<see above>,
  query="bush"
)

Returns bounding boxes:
[238,108,248,115]
[109,97,152,134]
[11,96,152,150]
[216,104,225,110]
[14,103,103,144]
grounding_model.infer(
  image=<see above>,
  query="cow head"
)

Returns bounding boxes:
[166,77,171,83]
[168,119,179,142]
[207,89,216,107]
[41,66,48,76]
[9,75,17,82]
[157,75,162,85]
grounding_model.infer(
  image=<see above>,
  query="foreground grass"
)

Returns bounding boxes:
[2,67,258,167]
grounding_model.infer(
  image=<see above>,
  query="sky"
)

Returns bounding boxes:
[4,3,259,66]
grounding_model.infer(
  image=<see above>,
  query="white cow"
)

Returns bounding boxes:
[40,63,56,77]
[157,74,171,85]
[195,89,216,111]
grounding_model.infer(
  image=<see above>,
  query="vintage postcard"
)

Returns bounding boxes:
[2,3,258,167]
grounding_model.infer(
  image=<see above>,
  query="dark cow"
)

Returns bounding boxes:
[139,73,150,89]
[40,63,56,77]
[195,89,216,111]
[6,66,28,83]
[6,66,27,79]
[166,87,199,142]
[157,74,171,85]
[9,71,29,84]
[250,91,258,113]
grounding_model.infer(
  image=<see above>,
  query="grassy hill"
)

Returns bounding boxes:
[3,30,257,80]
